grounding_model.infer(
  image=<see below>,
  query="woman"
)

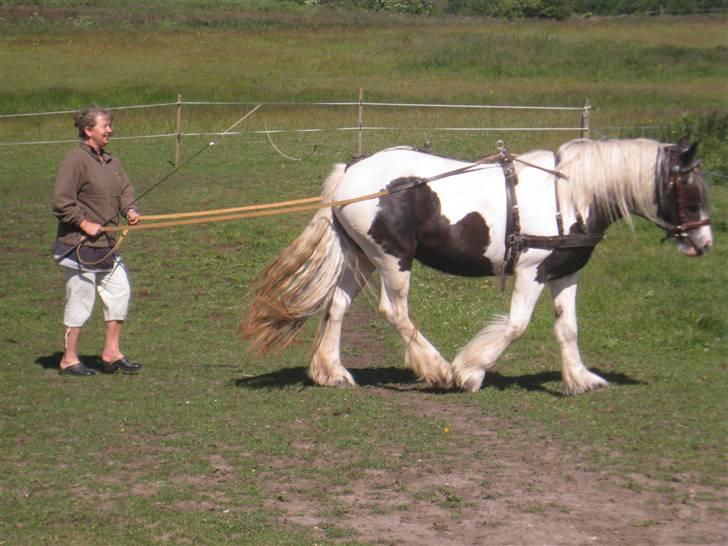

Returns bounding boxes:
[52,105,142,376]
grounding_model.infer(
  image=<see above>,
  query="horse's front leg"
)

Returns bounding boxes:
[453,268,545,392]
[548,273,608,395]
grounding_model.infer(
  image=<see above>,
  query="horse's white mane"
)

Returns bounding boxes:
[556,138,665,225]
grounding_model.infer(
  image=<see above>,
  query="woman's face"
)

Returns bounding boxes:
[84,114,113,151]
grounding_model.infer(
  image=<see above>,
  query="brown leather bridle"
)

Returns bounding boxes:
[652,144,711,239]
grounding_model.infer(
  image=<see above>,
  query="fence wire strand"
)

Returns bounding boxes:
[0,98,592,147]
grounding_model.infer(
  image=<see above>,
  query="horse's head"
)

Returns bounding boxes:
[657,138,713,257]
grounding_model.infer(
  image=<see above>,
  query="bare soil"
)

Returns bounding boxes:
[263,302,727,546]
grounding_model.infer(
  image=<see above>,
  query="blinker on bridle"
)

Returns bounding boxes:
[656,146,711,240]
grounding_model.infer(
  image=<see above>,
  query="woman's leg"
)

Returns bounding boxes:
[61,268,96,368]
[96,260,135,366]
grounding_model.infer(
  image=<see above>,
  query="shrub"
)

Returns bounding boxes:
[649,113,728,183]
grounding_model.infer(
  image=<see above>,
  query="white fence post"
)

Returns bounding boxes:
[358,88,364,156]
[175,94,183,167]
[581,98,591,138]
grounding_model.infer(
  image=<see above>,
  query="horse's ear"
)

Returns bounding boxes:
[677,137,698,165]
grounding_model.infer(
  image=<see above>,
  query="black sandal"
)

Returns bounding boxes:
[103,357,142,374]
[59,363,95,376]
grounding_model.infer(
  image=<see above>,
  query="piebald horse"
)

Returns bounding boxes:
[241,137,712,394]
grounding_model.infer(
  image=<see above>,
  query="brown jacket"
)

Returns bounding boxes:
[52,143,137,248]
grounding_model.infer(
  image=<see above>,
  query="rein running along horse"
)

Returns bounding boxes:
[241,137,712,394]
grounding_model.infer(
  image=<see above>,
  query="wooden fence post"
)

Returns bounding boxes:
[175,94,183,167]
[358,88,364,156]
[581,98,591,139]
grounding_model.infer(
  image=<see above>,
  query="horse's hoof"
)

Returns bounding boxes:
[564,377,609,396]
[455,370,485,393]
[430,379,454,391]
[317,372,356,388]
[429,370,454,390]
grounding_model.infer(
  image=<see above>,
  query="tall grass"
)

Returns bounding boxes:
[1,13,726,112]
[400,32,728,81]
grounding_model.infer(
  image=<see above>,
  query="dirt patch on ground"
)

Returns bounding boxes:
[263,301,727,545]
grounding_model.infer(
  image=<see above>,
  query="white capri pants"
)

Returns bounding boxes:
[63,260,131,327]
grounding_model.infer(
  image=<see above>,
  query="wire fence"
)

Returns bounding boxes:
[0,94,594,163]
[3,96,723,184]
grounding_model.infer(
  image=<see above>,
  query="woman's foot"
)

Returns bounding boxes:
[59,362,95,376]
[102,357,142,374]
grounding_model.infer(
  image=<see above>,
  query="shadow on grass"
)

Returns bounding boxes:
[232,366,419,390]
[35,352,108,373]
[233,365,643,395]
[484,369,644,396]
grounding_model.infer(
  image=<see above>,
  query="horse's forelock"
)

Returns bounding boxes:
[556,138,662,225]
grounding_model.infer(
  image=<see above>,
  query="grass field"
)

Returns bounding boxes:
[1,5,727,544]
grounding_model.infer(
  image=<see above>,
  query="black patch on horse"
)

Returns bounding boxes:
[535,208,608,283]
[368,177,495,276]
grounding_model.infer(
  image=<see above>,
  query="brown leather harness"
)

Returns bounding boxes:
[499,143,711,279]
[499,148,603,278]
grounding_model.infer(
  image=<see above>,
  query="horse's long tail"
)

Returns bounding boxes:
[240,163,350,355]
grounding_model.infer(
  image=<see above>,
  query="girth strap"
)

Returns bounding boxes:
[499,154,603,288]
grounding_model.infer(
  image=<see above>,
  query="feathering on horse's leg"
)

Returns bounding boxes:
[378,268,452,389]
[453,269,545,392]
[309,255,374,388]
[549,274,608,395]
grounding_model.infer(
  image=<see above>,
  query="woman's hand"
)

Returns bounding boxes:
[79,219,103,238]
[126,209,140,225]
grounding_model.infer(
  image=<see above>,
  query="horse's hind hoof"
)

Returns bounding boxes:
[316,373,357,388]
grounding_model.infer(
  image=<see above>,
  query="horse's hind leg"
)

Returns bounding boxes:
[378,265,452,389]
[453,269,545,392]
[308,255,375,387]
[549,273,608,395]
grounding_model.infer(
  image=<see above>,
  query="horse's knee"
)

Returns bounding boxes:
[506,319,529,340]
[328,286,353,317]
[554,320,577,343]
[378,301,394,323]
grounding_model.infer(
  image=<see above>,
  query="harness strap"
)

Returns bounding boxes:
[499,149,603,289]
[519,233,604,249]
[554,185,564,237]
[502,156,520,284]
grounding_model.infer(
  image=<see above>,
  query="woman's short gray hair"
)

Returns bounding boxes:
[74,105,112,139]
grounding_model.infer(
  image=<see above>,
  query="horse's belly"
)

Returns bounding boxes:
[415,248,495,276]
